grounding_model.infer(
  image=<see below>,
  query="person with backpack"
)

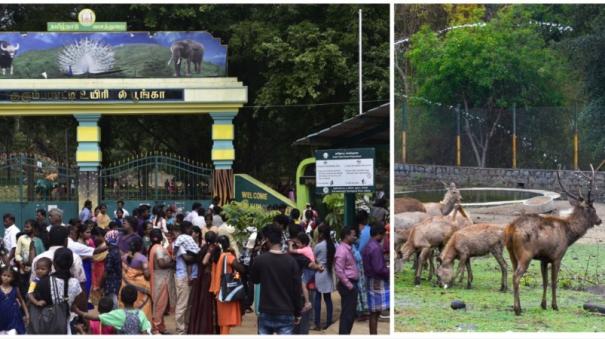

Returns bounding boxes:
[76,284,152,334]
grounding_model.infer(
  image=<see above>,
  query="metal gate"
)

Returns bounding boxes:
[0,153,78,230]
[99,153,213,202]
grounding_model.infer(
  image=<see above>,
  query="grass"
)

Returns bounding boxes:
[395,244,605,332]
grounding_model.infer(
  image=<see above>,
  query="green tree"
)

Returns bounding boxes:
[406,6,568,167]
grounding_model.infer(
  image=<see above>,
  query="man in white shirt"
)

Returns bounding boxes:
[191,206,206,229]
[2,213,19,263]
[184,202,202,223]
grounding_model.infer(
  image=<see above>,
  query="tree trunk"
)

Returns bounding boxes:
[463,99,503,168]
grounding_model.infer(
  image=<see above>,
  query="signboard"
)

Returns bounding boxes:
[0,31,227,78]
[234,174,296,209]
[315,148,375,194]
[0,89,184,103]
[47,22,127,32]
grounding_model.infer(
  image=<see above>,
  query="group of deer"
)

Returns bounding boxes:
[395,161,604,315]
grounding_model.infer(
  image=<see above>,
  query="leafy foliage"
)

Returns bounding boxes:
[221,200,279,244]
[399,5,577,168]
[322,193,344,232]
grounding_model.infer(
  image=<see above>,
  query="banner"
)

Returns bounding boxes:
[0,31,227,78]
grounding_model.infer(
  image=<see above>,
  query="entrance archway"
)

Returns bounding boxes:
[0,77,248,211]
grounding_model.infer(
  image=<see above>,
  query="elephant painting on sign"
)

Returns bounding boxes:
[167,40,204,77]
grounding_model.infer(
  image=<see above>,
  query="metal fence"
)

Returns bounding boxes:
[0,153,77,202]
[99,153,213,202]
[395,104,583,169]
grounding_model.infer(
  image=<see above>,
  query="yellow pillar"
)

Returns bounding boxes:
[574,131,579,170]
[456,135,461,166]
[512,134,517,169]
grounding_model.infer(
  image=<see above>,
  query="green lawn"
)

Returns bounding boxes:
[395,244,605,332]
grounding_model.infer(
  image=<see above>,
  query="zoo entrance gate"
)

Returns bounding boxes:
[0,153,213,231]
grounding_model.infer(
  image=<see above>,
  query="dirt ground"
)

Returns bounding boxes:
[162,292,390,335]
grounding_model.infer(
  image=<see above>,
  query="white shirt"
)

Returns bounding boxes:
[31,246,87,283]
[192,215,206,228]
[3,224,19,250]
[152,217,168,234]
[184,210,198,223]
[67,238,94,259]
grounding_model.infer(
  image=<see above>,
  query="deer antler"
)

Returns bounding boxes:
[588,160,605,202]
[557,167,581,202]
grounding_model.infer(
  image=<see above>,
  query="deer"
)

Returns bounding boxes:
[504,161,604,316]
[395,182,462,215]
[436,223,507,291]
[394,182,463,256]
[400,205,473,285]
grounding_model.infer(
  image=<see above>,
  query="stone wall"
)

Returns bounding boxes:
[395,163,605,202]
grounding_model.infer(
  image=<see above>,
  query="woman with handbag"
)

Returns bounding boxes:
[209,235,245,334]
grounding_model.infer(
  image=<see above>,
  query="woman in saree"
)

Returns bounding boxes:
[187,231,218,334]
[120,236,152,323]
[118,216,142,255]
[90,226,107,305]
[148,229,173,334]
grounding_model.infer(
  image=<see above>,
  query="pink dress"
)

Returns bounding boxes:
[89,320,115,334]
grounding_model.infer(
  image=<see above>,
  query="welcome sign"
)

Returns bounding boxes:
[0,31,227,79]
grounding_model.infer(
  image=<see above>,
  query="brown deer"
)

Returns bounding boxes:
[436,223,507,291]
[395,182,461,215]
[504,162,604,315]
[400,205,473,285]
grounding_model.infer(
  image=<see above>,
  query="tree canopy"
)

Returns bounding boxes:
[396,4,599,169]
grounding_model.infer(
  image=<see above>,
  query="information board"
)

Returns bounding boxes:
[315,148,375,194]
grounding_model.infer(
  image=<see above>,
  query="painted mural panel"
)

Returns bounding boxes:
[0,31,227,78]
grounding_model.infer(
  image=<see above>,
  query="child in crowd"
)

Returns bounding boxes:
[173,222,200,284]
[288,232,321,314]
[88,296,117,334]
[76,284,151,335]
[27,257,52,307]
[0,266,29,334]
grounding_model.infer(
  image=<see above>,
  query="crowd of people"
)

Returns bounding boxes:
[0,197,390,335]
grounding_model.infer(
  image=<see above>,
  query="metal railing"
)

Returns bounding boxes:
[100,153,213,201]
[0,153,77,202]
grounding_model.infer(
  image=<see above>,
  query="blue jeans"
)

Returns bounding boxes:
[258,313,295,335]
